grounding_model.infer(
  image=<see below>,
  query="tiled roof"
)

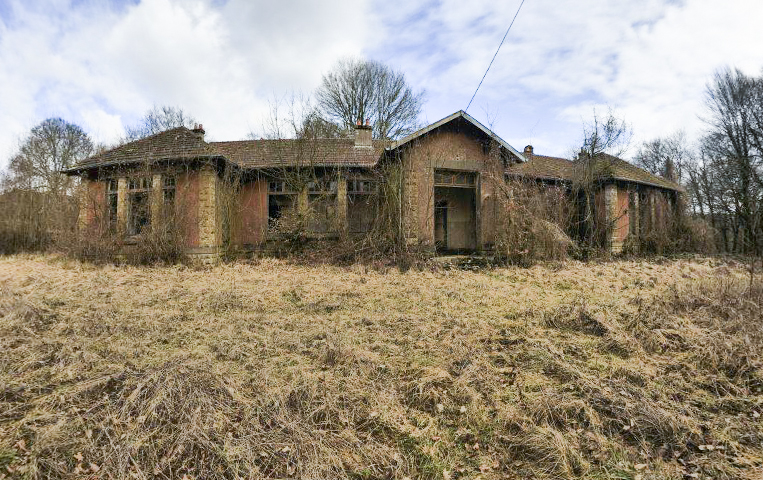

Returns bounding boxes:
[210,138,386,168]
[600,154,684,191]
[510,153,684,192]
[509,154,576,181]
[65,127,220,173]
[65,127,387,173]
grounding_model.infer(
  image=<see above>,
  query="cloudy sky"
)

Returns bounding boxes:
[1,0,762,168]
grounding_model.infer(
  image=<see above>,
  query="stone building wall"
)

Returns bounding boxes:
[196,165,219,258]
[399,128,506,251]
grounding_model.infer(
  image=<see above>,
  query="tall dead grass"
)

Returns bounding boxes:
[0,256,761,479]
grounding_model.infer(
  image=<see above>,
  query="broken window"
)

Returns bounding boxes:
[348,179,375,194]
[308,179,338,194]
[268,180,297,228]
[348,178,376,233]
[434,170,476,188]
[162,175,176,205]
[127,177,152,235]
[106,179,118,232]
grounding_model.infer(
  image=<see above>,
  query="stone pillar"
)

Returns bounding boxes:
[630,191,640,236]
[198,166,218,251]
[336,175,348,234]
[603,183,620,253]
[117,177,128,234]
[401,154,427,246]
[151,173,162,225]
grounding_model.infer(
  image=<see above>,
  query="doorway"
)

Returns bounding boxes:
[435,200,448,250]
[433,186,477,253]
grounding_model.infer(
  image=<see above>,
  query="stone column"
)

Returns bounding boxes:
[603,183,619,252]
[117,177,128,234]
[402,158,419,245]
[336,175,348,234]
[151,173,162,225]
[197,166,218,251]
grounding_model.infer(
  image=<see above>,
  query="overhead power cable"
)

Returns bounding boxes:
[465,0,527,112]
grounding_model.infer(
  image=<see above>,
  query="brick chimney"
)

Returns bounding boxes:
[524,145,533,156]
[192,124,205,140]
[354,119,372,147]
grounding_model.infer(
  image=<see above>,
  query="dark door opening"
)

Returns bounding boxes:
[435,200,448,252]
[434,186,477,253]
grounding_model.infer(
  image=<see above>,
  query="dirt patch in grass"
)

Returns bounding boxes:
[0,254,761,479]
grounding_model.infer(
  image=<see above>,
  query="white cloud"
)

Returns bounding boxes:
[1,0,762,169]
[371,0,763,158]
[0,0,373,165]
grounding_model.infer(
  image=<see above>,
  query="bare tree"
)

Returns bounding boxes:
[634,131,692,183]
[5,117,93,195]
[316,57,424,140]
[579,107,632,159]
[573,108,632,252]
[261,93,344,140]
[702,67,763,254]
[0,118,91,252]
[124,105,197,141]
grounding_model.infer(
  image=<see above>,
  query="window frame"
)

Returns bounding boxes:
[126,176,152,236]
[106,179,118,232]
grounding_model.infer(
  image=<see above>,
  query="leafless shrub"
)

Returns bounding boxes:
[123,206,188,266]
[0,189,77,255]
[267,203,315,255]
[494,179,575,266]
[639,196,718,255]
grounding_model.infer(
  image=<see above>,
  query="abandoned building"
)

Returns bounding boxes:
[65,110,683,260]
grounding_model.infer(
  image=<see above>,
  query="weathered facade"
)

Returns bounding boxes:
[66,111,683,260]
[510,146,684,253]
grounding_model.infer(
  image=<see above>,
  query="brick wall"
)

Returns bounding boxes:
[176,171,200,247]
[399,129,506,250]
[78,179,106,230]
[237,178,268,246]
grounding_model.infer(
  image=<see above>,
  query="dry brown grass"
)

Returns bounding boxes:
[1,254,762,479]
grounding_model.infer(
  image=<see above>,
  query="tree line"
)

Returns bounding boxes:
[633,67,763,255]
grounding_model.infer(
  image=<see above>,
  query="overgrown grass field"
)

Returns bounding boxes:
[1,255,761,479]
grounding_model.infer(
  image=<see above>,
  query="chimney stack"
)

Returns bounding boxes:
[354,118,372,147]
[524,145,533,156]
[192,124,205,140]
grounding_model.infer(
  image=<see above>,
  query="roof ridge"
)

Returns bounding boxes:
[130,125,192,144]
[389,110,526,162]
[530,153,572,161]
[211,137,360,144]
[72,126,198,167]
